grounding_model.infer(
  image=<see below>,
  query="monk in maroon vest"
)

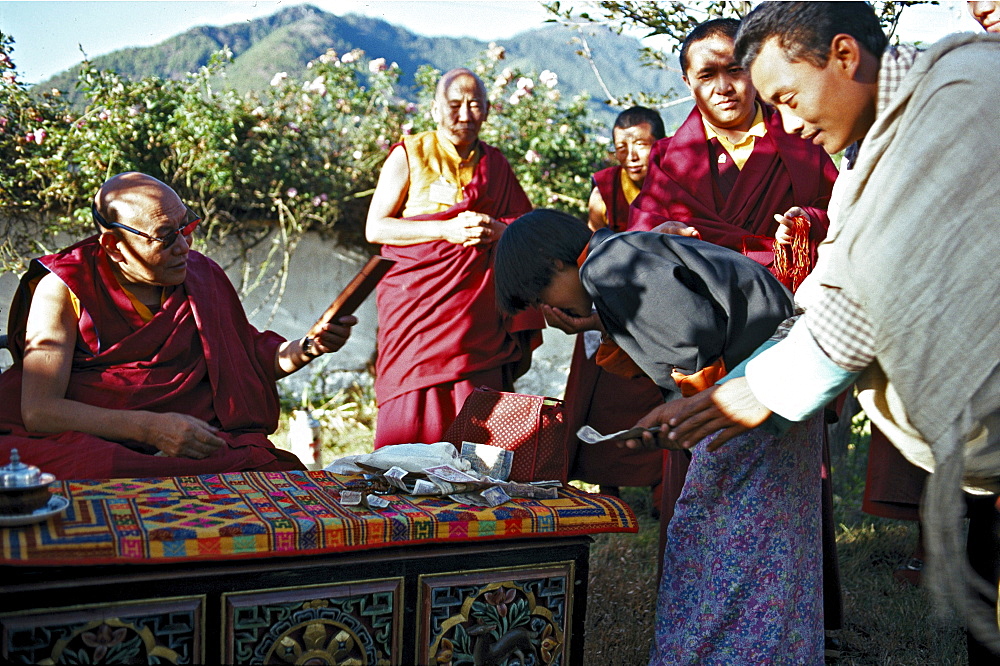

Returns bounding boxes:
[554,107,668,504]
[366,68,542,448]
[0,172,356,479]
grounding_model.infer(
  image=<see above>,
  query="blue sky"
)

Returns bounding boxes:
[0,0,983,85]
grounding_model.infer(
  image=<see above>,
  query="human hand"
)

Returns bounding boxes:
[453,211,501,246]
[773,207,810,246]
[660,378,772,451]
[306,315,358,356]
[143,412,226,458]
[540,304,603,335]
[651,220,701,238]
[622,402,691,451]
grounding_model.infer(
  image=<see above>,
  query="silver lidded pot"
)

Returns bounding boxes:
[0,448,56,514]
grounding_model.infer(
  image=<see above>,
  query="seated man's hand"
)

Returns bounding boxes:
[145,413,226,458]
[651,220,701,238]
[307,315,357,355]
[540,304,603,335]
[773,206,811,246]
[663,378,772,451]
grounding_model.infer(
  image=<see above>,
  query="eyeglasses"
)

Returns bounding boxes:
[92,202,201,249]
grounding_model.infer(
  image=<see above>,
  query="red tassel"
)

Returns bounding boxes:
[774,215,811,292]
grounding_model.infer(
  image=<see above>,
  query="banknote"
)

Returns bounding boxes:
[576,424,661,445]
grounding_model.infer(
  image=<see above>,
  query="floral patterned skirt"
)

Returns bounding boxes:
[650,415,824,665]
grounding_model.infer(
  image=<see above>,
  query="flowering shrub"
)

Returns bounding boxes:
[0,31,608,278]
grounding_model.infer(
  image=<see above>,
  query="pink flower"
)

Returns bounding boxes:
[33,129,46,144]
[286,187,298,198]
[312,195,323,206]
[525,149,541,164]
[405,102,417,114]
[98,109,111,121]
[368,58,387,74]
[402,121,414,136]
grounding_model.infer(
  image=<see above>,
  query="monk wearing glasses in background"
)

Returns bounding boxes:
[0,172,356,479]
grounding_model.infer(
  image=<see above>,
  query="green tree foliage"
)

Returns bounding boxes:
[0,31,606,277]
[542,1,937,112]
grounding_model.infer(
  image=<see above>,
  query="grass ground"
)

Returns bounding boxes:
[283,398,968,665]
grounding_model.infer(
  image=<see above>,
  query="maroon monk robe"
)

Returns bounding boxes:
[629,103,837,270]
[592,166,631,233]
[863,426,925,520]
[561,166,665,490]
[373,142,543,448]
[0,237,303,480]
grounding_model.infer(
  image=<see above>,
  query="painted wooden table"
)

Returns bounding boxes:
[0,470,637,665]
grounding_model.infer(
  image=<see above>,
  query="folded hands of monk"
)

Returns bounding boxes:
[448,211,502,247]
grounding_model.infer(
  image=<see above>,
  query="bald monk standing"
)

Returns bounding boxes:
[366,68,542,448]
[0,172,356,479]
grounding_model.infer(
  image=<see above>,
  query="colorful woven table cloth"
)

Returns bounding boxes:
[0,471,637,566]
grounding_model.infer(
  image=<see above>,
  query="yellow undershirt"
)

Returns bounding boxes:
[68,283,165,324]
[400,129,480,217]
[702,103,766,171]
[618,168,641,204]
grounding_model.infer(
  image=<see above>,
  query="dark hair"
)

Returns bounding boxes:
[734,1,888,69]
[494,209,592,314]
[613,106,666,141]
[679,18,741,74]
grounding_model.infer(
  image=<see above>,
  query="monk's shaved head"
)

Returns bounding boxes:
[95,172,184,231]
[435,68,487,103]
[431,68,489,156]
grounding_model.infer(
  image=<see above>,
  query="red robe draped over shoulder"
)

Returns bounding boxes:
[629,104,837,261]
[0,237,301,480]
[374,142,541,414]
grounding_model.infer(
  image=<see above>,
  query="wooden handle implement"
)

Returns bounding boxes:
[317,255,395,325]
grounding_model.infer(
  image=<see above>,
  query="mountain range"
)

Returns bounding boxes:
[36,4,691,129]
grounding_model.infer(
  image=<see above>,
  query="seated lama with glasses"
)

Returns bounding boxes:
[0,172,356,480]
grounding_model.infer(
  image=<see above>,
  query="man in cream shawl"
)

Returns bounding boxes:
[630,1,1000,655]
